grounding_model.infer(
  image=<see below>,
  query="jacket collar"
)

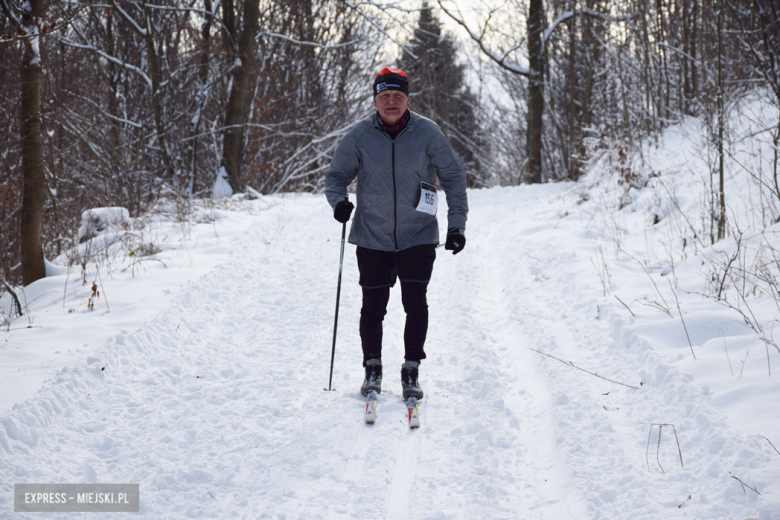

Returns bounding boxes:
[373,109,414,133]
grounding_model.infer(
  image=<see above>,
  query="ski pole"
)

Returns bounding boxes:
[326,206,348,392]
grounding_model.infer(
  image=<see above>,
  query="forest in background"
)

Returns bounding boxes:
[1,0,779,287]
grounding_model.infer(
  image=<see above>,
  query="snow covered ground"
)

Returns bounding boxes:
[2,103,780,518]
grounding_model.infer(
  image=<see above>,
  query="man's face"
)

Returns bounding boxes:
[374,91,410,125]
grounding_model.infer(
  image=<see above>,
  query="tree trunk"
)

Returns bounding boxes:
[773,119,780,210]
[682,0,692,114]
[640,0,651,135]
[104,9,132,213]
[221,0,260,194]
[109,0,176,190]
[580,5,594,133]
[526,0,544,184]
[567,1,577,181]
[618,22,630,139]
[141,1,175,187]
[223,0,236,54]
[691,0,698,101]
[716,0,726,240]
[657,0,670,122]
[20,0,46,286]
[186,0,213,197]
[94,7,134,213]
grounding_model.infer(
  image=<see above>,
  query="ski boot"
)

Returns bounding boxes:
[401,360,424,400]
[360,359,383,396]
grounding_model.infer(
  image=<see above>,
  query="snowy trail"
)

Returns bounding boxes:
[2,188,778,518]
[2,192,573,519]
[403,187,576,518]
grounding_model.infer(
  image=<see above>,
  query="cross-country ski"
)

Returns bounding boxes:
[406,398,420,429]
[364,391,378,424]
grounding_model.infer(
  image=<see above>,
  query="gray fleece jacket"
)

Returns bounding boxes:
[325,111,468,252]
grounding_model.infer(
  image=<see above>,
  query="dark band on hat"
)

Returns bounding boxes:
[373,67,409,97]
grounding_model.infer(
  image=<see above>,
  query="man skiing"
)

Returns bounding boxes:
[325,67,469,403]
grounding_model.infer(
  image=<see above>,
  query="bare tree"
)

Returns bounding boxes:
[221,0,260,194]
[730,0,780,210]
[185,0,217,197]
[398,4,484,186]
[109,0,177,186]
[439,0,630,183]
[1,0,51,284]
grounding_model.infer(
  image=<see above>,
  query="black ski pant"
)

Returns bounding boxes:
[356,244,436,366]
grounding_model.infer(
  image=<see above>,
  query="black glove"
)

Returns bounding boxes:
[445,228,466,255]
[333,200,354,223]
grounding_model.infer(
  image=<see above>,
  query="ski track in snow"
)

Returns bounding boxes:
[385,425,421,519]
[1,188,778,519]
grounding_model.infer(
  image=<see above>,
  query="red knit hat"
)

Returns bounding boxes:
[373,67,409,97]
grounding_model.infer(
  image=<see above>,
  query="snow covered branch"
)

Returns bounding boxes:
[107,0,148,36]
[529,348,640,390]
[343,0,418,58]
[55,36,154,89]
[543,10,575,45]
[543,8,632,46]
[0,0,21,26]
[257,30,357,50]
[0,272,23,317]
[730,473,762,495]
[342,0,421,14]
[0,0,63,45]
[436,0,532,77]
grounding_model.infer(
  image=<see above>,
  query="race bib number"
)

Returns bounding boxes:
[416,182,438,216]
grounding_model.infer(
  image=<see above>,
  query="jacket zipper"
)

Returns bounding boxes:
[391,138,398,251]
[381,117,409,252]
